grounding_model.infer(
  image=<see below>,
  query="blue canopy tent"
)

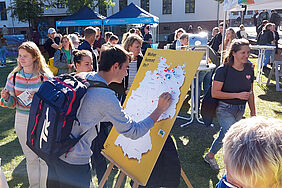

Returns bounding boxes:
[56,6,105,27]
[103,3,159,25]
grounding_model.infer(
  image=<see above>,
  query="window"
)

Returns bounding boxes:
[57,0,66,8]
[0,2,7,20]
[119,0,127,11]
[162,0,172,15]
[185,0,195,13]
[140,0,149,12]
[99,4,107,16]
[231,11,239,16]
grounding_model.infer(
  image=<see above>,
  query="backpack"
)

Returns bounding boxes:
[47,49,63,76]
[26,74,109,161]
[200,66,229,127]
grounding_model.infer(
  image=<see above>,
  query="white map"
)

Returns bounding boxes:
[114,57,186,163]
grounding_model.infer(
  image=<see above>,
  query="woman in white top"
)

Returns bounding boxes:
[122,34,143,95]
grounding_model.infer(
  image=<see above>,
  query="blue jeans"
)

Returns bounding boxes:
[0,46,6,65]
[210,101,245,154]
[263,44,275,67]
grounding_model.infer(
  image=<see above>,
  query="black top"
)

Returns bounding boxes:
[214,64,254,105]
[44,38,57,58]
[141,33,152,52]
[257,30,274,45]
[209,32,222,52]
[253,12,259,27]
[78,40,97,71]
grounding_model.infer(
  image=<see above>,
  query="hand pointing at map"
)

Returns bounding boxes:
[149,92,172,123]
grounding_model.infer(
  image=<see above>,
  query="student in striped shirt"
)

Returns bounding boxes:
[0,41,53,188]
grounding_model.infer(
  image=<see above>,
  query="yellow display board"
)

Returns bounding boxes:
[102,49,204,186]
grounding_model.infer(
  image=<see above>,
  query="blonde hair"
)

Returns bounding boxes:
[223,116,282,187]
[223,27,236,50]
[13,41,53,77]
[122,34,143,52]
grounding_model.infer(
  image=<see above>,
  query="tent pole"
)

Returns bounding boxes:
[220,11,227,65]
[157,24,160,42]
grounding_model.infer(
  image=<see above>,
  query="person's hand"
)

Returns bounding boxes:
[156,92,172,112]
[1,89,10,101]
[237,91,250,100]
[68,64,74,69]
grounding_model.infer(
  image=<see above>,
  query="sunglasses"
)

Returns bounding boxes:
[223,178,243,188]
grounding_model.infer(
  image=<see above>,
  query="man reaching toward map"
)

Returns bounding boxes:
[46,45,172,188]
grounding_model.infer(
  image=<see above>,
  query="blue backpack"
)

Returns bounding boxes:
[26,74,109,161]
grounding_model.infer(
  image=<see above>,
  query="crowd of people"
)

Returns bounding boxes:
[0,12,281,188]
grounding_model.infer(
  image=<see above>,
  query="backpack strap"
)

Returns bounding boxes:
[60,48,63,62]
[13,72,17,86]
[40,74,44,82]
[87,80,109,89]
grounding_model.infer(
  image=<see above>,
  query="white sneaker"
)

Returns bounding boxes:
[204,154,220,170]
[0,65,3,67]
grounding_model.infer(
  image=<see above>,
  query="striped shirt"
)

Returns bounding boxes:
[128,60,137,90]
[0,69,50,114]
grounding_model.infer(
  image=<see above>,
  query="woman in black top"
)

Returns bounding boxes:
[204,39,256,170]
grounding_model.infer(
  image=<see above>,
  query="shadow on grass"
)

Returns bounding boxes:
[257,84,282,105]
[171,118,221,188]
[8,159,29,188]
[0,138,23,167]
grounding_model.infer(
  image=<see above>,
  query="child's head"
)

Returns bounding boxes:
[223,116,282,188]
[73,50,93,73]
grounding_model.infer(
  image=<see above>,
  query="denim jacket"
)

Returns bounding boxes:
[54,48,74,75]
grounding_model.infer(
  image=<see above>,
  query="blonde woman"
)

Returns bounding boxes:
[0,41,53,188]
[219,28,237,52]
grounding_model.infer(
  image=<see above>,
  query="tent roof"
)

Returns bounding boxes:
[224,0,282,11]
[104,3,159,25]
[56,6,105,27]
[61,6,105,21]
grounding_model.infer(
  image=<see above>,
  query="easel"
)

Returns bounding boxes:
[98,152,193,188]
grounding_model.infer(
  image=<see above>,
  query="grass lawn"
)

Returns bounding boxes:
[0,56,281,188]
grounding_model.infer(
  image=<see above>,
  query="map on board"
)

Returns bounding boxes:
[114,57,186,163]
[102,49,204,186]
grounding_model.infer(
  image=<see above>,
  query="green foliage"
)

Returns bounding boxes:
[64,0,115,14]
[8,0,46,23]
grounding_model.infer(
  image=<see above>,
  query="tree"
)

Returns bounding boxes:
[8,0,49,38]
[64,0,115,15]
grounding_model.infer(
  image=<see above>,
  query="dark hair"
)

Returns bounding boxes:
[73,50,92,65]
[99,46,132,72]
[145,25,150,31]
[263,23,273,31]
[129,28,136,33]
[174,28,186,40]
[105,32,113,39]
[109,34,119,42]
[224,38,250,67]
[84,26,96,38]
